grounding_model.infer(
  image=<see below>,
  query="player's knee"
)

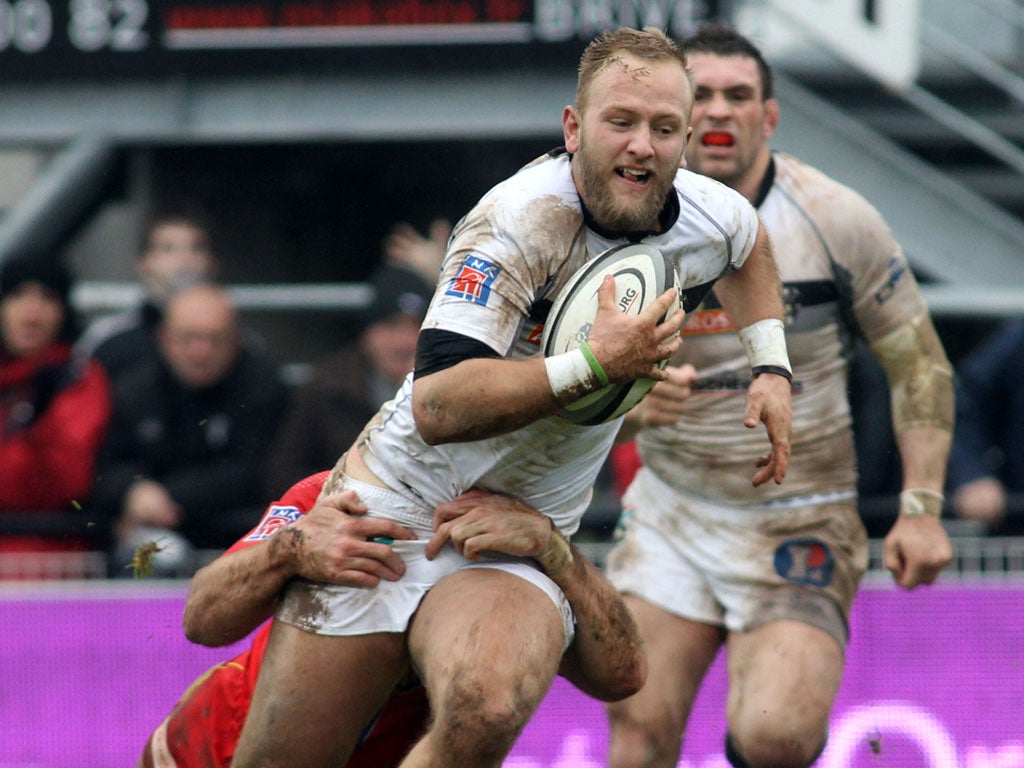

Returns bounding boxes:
[726,729,827,768]
[607,702,684,768]
[606,726,666,768]
[431,677,533,760]
[429,713,519,766]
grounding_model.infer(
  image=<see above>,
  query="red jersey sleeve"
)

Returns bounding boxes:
[224,471,331,555]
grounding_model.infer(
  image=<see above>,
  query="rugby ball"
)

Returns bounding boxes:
[542,243,680,425]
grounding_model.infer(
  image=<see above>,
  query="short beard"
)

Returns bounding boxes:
[577,146,673,233]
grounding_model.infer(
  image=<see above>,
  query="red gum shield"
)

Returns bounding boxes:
[702,132,734,146]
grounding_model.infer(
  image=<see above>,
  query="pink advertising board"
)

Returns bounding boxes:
[1,580,1021,767]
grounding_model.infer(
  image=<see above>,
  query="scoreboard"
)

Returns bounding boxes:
[0,0,720,78]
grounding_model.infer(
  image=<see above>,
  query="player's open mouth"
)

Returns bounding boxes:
[702,131,734,147]
[616,167,651,185]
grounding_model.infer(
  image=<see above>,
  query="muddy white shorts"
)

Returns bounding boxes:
[276,475,575,651]
[605,466,868,647]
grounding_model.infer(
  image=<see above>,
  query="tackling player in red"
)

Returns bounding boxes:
[140,468,646,767]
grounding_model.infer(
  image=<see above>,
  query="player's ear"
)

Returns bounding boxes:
[563,106,581,153]
[680,127,693,168]
[762,98,780,140]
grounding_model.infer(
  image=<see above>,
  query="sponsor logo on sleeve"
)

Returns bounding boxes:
[874,257,906,304]
[244,505,303,541]
[445,256,500,306]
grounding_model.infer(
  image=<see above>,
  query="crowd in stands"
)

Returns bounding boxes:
[0,256,110,556]
[947,319,1024,535]
[0,206,1021,580]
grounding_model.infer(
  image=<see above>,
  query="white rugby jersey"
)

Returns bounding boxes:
[638,152,930,506]
[361,150,759,535]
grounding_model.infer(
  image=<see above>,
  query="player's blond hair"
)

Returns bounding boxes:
[576,27,689,113]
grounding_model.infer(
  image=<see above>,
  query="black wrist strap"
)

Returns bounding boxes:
[751,365,794,383]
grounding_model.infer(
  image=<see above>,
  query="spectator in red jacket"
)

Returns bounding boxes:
[0,255,112,554]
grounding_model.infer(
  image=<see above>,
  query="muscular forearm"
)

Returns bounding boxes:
[871,313,955,502]
[413,357,561,444]
[884,423,955,585]
[183,532,296,647]
[537,534,645,701]
[414,277,682,444]
[869,318,956,582]
[896,426,951,495]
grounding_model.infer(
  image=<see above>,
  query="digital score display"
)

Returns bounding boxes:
[164,0,533,48]
[0,0,719,78]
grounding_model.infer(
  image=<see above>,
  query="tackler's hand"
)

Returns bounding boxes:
[282,491,417,588]
[428,489,573,578]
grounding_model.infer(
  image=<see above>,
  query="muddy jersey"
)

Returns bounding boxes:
[360,150,759,535]
[638,152,929,505]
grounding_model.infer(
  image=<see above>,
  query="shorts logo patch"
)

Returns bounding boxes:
[774,538,835,587]
[446,256,499,306]
[244,505,303,541]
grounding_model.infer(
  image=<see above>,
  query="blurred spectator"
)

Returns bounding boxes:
[264,219,445,496]
[382,218,451,284]
[0,255,112,554]
[77,207,218,378]
[90,282,287,576]
[948,319,1024,533]
[265,262,433,496]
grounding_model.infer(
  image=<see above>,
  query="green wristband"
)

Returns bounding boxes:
[579,341,610,387]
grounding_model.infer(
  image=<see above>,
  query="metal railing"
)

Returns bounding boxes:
[868,536,1024,579]
[4,536,1022,582]
[0,551,107,580]
[70,280,1024,320]
[576,536,1024,579]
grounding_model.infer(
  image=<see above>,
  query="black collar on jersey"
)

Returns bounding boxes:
[581,190,679,243]
[751,155,777,209]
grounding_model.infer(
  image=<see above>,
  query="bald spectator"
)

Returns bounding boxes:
[77,207,219,379]
[91,282,287,576]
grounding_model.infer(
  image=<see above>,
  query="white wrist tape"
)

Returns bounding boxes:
[738,318,792,376]
[900,488,945,518]
[545,348,598,402]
